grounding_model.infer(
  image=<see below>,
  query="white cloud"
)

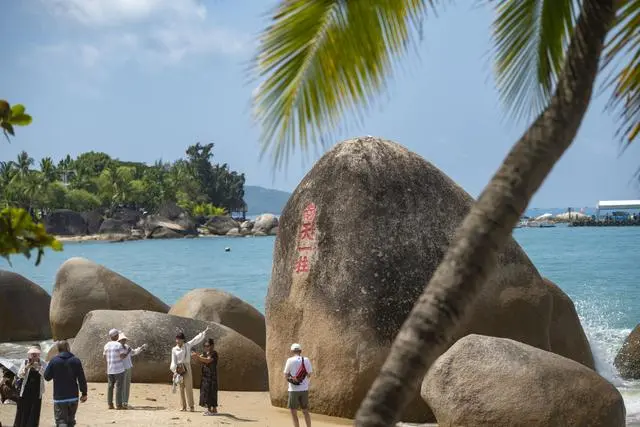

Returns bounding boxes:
[31,0,249,74]
[44,0,207,27]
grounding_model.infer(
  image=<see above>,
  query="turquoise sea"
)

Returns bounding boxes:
[1,224,639,422]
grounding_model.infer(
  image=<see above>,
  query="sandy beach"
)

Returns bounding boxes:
[0,383,354,426]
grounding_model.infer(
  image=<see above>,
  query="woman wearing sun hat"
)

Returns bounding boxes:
[13,346,47,427]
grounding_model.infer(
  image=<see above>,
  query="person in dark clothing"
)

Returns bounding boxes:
[44,341,88,427]
[191,338,218,415]
[14,347,46,427]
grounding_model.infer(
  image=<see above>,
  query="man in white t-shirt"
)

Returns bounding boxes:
[103,328,126,410]
[283,343,312,427]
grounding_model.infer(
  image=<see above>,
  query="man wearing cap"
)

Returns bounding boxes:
[44,340,88,426]
[283,343,313,427]
[103,329,127,409]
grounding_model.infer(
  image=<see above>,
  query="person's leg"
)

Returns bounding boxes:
[107,374,115,408]
[184,369,194,410]
[67,401,79,426]
[123,368,131,407]
[179,382,187,410]
[115,372,124,408]
[300,391,311,427]
[54,402,65,426]
[287,392,301,427]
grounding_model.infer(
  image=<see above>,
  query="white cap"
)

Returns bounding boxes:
[290,343,302,351]
[108,329,119,337]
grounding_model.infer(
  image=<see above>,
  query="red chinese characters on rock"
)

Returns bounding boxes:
[294,203,317,274]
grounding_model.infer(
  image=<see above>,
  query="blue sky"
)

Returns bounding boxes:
[1,0,638,208]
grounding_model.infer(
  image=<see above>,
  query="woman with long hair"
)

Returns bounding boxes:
[170,326,210,412]
[13,347,46,427]
[191,338,218,416]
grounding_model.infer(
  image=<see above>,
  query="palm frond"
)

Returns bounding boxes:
[492,0,578,121]
[252,0,435,168]
[602,0,640,145]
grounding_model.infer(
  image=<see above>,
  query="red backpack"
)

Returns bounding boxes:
[288,357,308,385]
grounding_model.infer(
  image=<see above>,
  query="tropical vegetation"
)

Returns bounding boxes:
[0,143,247,219]
[253,0,635,425]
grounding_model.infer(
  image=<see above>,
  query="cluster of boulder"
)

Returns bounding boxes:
[43,203,279,240]
[1,137,636,425]
[1,257,268,392]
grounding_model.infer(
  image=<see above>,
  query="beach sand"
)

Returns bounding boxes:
[0,383,354,426]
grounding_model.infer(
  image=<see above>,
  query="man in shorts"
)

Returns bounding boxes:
[283,343,312,427]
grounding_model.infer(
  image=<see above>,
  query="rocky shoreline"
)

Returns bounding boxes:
[43,203,279,243]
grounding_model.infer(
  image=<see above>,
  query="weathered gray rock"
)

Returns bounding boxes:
[73,310,268,390]
[226,228,241,237]
[98,218,131,235]
[0,271,51,341]
[422,334,625,427]
[615,324,640,380]
[253,214,278,234]
[139,214,197,239]
[169,289,266,349]
[44,210,88,236]
[268,226,278,236]
[205,216,238,235]
[50,257,169,339]
[81,210,104,234]
[266,137,592,422]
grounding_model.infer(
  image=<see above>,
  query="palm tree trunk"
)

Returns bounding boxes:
[355,1,615,426]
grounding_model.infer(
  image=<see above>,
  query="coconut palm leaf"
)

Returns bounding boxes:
[253,0,436,168]
[602,0,640,144]
[492,0,578,121]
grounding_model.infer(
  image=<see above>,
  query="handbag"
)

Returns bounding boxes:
[176,363,187,375]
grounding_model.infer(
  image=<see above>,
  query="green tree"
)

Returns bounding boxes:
[39,157,58,183]
[0,100,61,264]
[65,188,101,212]
[253,1,632,425]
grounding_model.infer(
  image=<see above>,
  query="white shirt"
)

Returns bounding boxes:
[283,355,312,392]
[103,341,126,375]
[122,344,145,370]
[170,330,207,374]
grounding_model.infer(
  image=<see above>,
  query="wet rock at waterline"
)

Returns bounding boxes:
[73,310,268,390]
[615,324,640,380]
[50,257,169,339]
[422,334,625,426]
[169,288,266,349]
[266,136,594,422]
[0,271,51,341]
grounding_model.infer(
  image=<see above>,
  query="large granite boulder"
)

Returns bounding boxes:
[98,218,131,235]
[169,289,266,349]
[204,216,238,235]
[44,210,88,236]
[81,210,104,234]
[73,310,268,390]
[0,271,51,341]
[422,334,625,426]
[50,257,169,339]
[544,278,594,369]
[253,214,278,234]
[139,214,197,239]
[614,324,640,379]
[266,137,592,422]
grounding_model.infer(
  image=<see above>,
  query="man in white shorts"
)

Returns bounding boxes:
[283,343,312,427]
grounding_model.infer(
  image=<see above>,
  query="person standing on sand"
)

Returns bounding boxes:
[14,347,46,427]
[117,333,147,409]
[284,343,313,427]
[103,328,127,410]
[44,340,88,427]
[191,338,219,415]
[170,326,210,412]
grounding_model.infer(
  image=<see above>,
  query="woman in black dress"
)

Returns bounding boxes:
[14,347,46,427]
[191,338,218,415]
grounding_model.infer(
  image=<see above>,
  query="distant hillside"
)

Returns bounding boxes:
[244,186,292,215]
